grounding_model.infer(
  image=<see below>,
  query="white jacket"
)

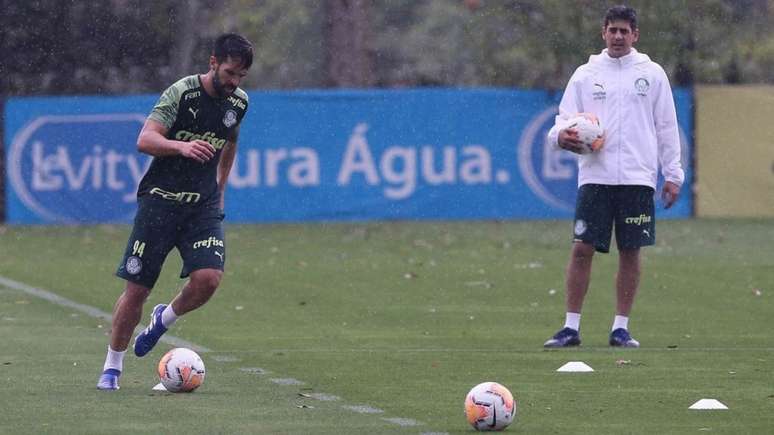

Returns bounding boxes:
[547,48,684,189]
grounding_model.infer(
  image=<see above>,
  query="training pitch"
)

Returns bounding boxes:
[0,218,772,434]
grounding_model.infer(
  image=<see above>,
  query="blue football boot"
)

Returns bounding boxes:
[133,304,168,357]
[609,328,640,348]
[543,327,581,348]
[96,368,121,390]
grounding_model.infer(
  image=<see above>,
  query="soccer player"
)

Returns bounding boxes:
[543,6,683,348]
[97,33,253,389]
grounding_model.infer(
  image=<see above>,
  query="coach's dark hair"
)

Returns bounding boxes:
[604,5,637,30]
[213,33,254,69]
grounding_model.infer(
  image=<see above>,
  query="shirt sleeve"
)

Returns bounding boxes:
[652,66,685,186]
[237,93,249,127]
[147,83,182,130]
[547,71,583,148]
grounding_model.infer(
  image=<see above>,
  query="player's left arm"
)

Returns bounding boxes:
[653,66,684,208]
[217,124,240,211]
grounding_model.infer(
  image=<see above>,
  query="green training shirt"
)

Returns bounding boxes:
[137,74,249,206]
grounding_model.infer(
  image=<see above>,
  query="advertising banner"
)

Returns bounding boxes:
[4,88,693,224]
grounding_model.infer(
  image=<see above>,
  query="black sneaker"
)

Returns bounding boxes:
[543,327,581,348]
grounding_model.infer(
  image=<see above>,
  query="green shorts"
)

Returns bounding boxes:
[116,197,226,289]
[572,184,655,253]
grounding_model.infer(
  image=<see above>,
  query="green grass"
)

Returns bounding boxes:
[1,219,773,434]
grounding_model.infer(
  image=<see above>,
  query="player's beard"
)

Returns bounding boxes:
[212,67,235,98]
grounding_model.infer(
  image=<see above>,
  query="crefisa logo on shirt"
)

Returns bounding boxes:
[8,114,151,223]
[517,106,579,213]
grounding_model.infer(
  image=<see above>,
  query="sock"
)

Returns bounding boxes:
[161,304,178,328]
[103,346,125,373]
[563,312,581,331]
[612,315,629,331]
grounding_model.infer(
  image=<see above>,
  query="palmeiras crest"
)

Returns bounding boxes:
[223,109,238,128]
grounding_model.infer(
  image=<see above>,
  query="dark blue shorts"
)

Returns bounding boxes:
[572,184,655,253]
[116,197,225,288]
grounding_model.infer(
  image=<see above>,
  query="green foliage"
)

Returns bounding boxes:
[221,0,325,89]
[365,0,774,88]
[2,0,774,95]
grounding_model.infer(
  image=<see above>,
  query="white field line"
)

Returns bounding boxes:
[0,275,209,352]
[0,274,445,434]
[269,377,305,385]
[342,405,384,414]
[383,417,422,427]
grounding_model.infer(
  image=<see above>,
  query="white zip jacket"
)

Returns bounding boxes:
[547,48,684,189]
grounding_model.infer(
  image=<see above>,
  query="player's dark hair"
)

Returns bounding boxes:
[604,5,637,30]
[213,33,254,69]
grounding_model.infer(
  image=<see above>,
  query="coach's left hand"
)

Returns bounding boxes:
[662,181,680,209]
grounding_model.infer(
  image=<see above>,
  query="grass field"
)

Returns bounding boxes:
[0,218,773,434]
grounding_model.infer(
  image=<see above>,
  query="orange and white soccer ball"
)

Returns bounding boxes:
[464,381,517,431]
[566,113,605,154]
[158,348,205,393]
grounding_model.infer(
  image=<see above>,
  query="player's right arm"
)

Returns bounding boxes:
[137,119,215,163]
[546,72,586,154]
[139,77,215,162]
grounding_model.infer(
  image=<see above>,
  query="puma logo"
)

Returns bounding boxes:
[215,251,224,262]
[189,107,199,119]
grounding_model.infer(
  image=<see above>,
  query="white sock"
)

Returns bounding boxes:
[103,346,125,372]
[612,315,629,331]
[161,304,178,328]
[563,312,581,331]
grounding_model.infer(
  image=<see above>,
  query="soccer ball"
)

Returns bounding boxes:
[464,382,517,431]
[565,113,605,154]
[157,348,206,393]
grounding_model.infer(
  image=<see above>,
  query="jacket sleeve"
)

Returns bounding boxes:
[546,70,583,148]
[653,66,685,186]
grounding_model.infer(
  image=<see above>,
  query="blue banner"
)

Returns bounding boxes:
[4,88,693,224]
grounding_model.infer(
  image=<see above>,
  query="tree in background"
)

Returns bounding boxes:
[324,0,375,87]
[222,0,324,89]
[1,0,177,95]
[3,0,774,96]
[190,0,774,90]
